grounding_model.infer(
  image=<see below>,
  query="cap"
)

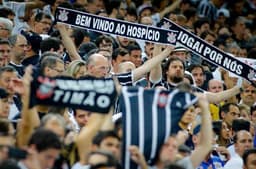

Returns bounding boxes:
[21,30,42,53]
[137,4,153,16]
[0,88,9,99]
[173,46,189,53]
[217,8,230,18]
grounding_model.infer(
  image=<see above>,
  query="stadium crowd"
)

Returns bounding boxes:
[0,0,256,169]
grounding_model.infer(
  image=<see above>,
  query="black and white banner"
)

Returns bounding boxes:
[120,87,198,169]
[161,18,256,85]
[55,7,178,45]
[29,76,117,113]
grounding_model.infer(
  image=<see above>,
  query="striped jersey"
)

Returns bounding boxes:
[120,86,198,169]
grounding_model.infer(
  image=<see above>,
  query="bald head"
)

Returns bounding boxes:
[86,53,110,78]
[117,61,136,74]
[207,79,224,93]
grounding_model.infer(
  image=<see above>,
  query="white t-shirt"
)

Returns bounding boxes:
[224,152,243,169]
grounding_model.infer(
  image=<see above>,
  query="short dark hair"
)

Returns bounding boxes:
[0,7,15,18]
[28,128,61,152]
[0,39,11,46]
[187,64,204,74]
[232,119,250,133]
[242,148,256,166]
[92,130,120,146]
[34,12,52,22]
[95,35,113,47]
[70,28,85,48]
[127,43,141,53]
[40,37,61,54]
[112,48,128,61]
[220,103,238,115]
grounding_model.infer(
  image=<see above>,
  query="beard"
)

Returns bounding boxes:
[170,76,183,83]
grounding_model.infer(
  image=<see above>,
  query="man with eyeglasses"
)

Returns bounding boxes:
[32,12,52,35]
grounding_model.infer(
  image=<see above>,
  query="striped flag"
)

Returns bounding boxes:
[120,86,198,169]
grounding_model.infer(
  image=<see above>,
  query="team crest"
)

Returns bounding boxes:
[167,32,177,44]
[157,93,168,107]
[161,21,172,29]
[248,69,256,80]
[58,9,69,22]
[36,77,56,100]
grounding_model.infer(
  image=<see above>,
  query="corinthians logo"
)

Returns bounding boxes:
[58,9,69,22]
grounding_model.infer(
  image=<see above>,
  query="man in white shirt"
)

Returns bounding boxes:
[224,130,253,169]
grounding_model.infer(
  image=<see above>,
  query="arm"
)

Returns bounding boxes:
[149,44,163,83]
[16,66,40,148]
[76,113,107,164]
[190,94,212,168]
[205,86,241,104]
[132,45,173,82]
[100,107,115,131]
[129,145,148,169]
[56,23,81,61]
[159,0,182,19]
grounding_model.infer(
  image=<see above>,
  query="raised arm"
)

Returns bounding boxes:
[132,45,173,82]
[76,112,108,164]
[15,66,40,148]
[56,23,81,61]
[159,0,182,19]
[189,94,212,168]
[149,44,163,83]
[205,86,241,104]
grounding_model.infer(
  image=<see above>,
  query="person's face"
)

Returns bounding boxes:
[0,44,11,65]
[0,71,17,94]
[220,122,231,140]
[208,80,223,93]
[204,34,215,44]
[197,23,210,35]
[232,19,246,37]
[235,131,253,156]
[166,60,184,84]
[251,111,256,125]
[99,40,113,56]
[74,109,90,127]
[129,50,142,68]
[38,148,60,169]
[45,61,65,77]
[12,35,28,61]
[117,36,130,47]
[222,105,240,127]
[159,137,178,164]
[191,67,204,87]
[241,85,256,106]
[99,137,120,159]
[180,106,196,125]
[140,9,152,18]
[113,54,130,72]
[75,65,86,78]
[239,48,247,58]
[0,97,11,119]
[34,17,52,34]
[88,55,109,78]
[86,0,103,14]
[0,23,10,39]
[240,109,250,121]
[244,153,256,169]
